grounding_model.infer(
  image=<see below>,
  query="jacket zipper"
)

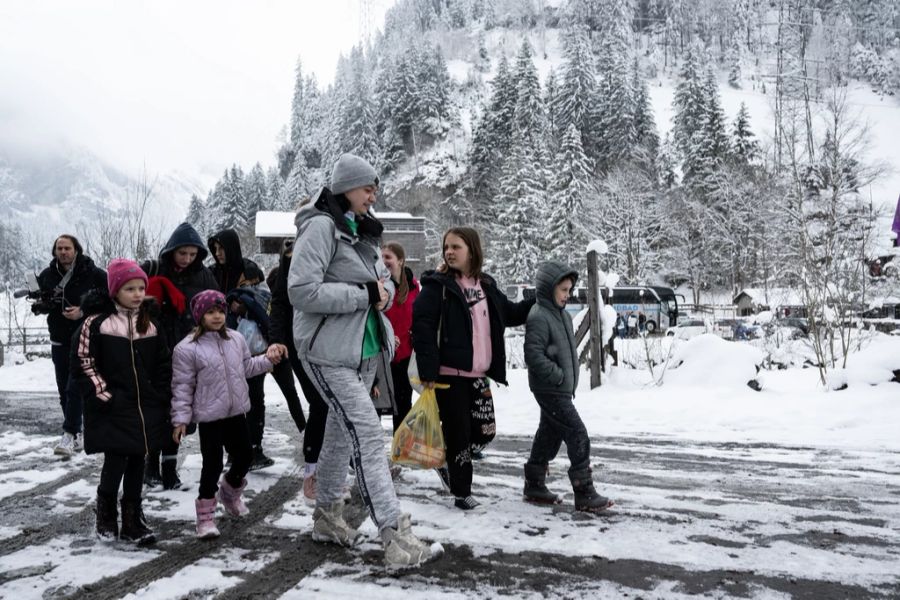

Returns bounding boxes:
[127,311,150,455]
[309,315,327,351]
[218,336,236,414]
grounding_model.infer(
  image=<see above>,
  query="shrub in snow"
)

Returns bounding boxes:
[838,335,900,387]
[666,334,765,388]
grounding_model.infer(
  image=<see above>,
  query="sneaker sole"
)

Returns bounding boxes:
[53,448,73,457]
[311,530,360,547]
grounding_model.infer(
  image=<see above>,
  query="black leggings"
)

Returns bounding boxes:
[98,453,144,500]
[270,357,307,434]
[295,347,328,465]
[247,374,266,448]
[198,415,253,499]
[390,357,413,432]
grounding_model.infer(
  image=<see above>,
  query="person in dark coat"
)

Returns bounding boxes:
[140,222,218,489]
[36,234,108,458]
[208,228,265,292]
[72,259,172,545]
[411,226,533,510]
[208,228,272,469]
[267,240,326,499]
[522,261,613,512]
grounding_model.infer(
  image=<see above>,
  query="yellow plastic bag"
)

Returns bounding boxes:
[391,384,448,469]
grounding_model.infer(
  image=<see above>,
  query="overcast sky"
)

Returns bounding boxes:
[0,0,393,184]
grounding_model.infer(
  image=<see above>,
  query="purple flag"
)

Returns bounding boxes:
[893,194,900,247]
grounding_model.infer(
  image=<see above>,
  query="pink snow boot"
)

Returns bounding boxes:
[195,498,220,539]
[217,477,249,517]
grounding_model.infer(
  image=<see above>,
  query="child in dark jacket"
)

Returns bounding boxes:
[522,261,613,513]
[73,259,172,544]
[170,290,287,538]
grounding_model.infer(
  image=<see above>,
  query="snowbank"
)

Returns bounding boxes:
[666,333,764,386]
[841,335,900,386]
[0,356,56,392]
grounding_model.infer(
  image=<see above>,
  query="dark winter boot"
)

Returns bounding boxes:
[161,454,182,490]
[569,468,613,513]
[119,498,156,545]
[95,492,119,540]
[143,452,163,489]
[248,446,274,471]
[523,463,562,505]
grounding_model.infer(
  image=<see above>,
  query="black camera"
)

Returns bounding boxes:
[13,273,65,315]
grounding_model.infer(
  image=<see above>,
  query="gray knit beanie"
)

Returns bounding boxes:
[330,153,379,195]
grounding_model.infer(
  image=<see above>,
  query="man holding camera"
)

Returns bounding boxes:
[35,235,108,457]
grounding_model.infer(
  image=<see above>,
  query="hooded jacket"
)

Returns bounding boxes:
[287,187,395,369]
[207,229,264,293]
[411,269,533,386]
[170,329,272,425]
[71,290,172,455]
[141,222,218,350]
[37,254,108,344]
[524,262,580,396]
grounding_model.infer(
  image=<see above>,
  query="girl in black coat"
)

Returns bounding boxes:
[411,227,533,510]
[73,259,171,545]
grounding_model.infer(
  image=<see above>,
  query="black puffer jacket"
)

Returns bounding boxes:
[141,222,218,350]
[207,228,264,293]
[267,251,293,346]
[411,270,534,385]
[71,291,172,455]
[36,255,108,344]
[524,262,580,396]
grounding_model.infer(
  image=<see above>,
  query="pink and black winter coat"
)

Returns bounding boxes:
[73,291,172,456]
[170,329,272,426]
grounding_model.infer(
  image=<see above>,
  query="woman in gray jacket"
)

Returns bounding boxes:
[288,153,433,568]
[523,261,613,513]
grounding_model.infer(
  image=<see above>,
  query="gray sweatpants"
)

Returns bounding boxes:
[301,357,400,532]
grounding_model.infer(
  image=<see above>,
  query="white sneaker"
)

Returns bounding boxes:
[382,514,432,568]
[73,434,84,453]
[54,432,75,457]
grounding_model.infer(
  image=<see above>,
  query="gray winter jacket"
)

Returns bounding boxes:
[170,330,272,425]
[287,190,395,369]
[524,261,580,396]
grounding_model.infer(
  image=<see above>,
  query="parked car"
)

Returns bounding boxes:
[778,317,809,336]
[666,319,709,340]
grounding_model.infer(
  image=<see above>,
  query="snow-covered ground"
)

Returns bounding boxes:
[1,334,898,598]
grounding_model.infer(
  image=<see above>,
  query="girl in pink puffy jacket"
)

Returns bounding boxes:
[170,290,287,538]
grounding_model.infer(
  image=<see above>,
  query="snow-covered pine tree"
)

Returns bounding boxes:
[283,149,310,209]
[546,123,595,272]
[244,163,268,232]
[493,138,547,284]
[264,166,288,212]
[468,55,517,212]
[731,102,760,163]
[656,133,679,189]
[671,42,707,158]
[543,68,562,151]
[631,56,660,167]
[558,27,599,160]
[726,38,741,88]
[512,40,549,167]
[186,194,206,233]
[475,30,490,73]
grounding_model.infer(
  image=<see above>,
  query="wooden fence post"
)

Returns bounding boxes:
[586,250,602,388]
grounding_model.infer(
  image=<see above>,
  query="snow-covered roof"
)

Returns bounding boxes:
[255,211,296,238]
[734,288,805,307]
